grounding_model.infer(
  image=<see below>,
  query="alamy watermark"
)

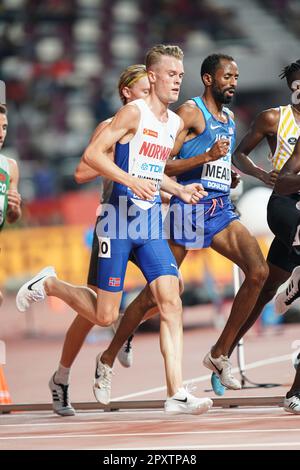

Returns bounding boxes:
[291,79,300,105]
[95,196,205,249]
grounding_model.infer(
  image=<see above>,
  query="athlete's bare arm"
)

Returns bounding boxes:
[83,104,156,201]
[160,190,172,204]
[275,137,300,194]
[222,111,241,188]
[161,172,207,203]
[6,158,21,223]
[233,109,279,187]
[75,119,114,183]
[165,101,229,177]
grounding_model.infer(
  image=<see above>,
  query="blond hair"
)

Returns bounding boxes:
[118,64,147,105]
[145,44,184,70]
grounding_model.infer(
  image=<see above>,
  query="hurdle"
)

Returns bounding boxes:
[0,395,284,414]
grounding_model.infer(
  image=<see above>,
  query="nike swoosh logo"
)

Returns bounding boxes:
[209,358,222,375]
[95,367,100,380]
[173,397,188,403]
[171,263,178,269]
[28,276,46,291]
[210,124,222,130]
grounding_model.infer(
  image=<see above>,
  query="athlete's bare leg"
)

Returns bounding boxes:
[59,285,97,368]
[150,275,183,396]
[98,275,183,397]
[102,274,183,397]
[101,284,156,367]
[210,220,269,358]
[141,268,185,322]
[101,243,187,369]
[44,278,122,327]
[228,263,290,357]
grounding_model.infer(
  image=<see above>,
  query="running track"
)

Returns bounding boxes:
[1,305,300,450]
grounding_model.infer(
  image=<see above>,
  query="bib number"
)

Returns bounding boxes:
[98,237,111,258]
[0,182,7,194]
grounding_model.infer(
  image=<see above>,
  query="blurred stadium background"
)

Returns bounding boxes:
[0,0,300,340]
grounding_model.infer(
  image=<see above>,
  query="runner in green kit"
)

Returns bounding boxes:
[0,105,22,304]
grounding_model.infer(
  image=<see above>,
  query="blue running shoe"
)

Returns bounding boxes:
[211,372,226,396]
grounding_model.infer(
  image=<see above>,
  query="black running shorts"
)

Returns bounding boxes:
[267,192,300,272]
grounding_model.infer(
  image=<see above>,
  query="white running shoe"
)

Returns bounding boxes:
[275,266,300,315]
[164,387,213,415]
[112,314,134,368]
[49,373,75,417]
[93,353,113,405]
[16,266,56,312]
[203,352,241,390]
[284,393,300,414]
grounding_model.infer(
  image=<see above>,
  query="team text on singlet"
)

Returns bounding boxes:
[109,99,181,210]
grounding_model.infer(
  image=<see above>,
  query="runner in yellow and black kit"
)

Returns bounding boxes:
[225,59,300,412]
[274,137,300,414]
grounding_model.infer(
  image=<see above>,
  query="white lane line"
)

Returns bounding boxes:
[0,413,288,428]
[0,419,160,428]
[108,441,300,450]
[113,353,292,400]
[1,427,300,440]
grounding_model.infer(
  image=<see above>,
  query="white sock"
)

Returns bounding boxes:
[55,364,71,385]
[170,387,185,399]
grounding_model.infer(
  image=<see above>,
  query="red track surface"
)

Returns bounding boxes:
[1,301,300,450]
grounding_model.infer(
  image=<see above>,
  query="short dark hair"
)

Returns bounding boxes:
[0,105,7,115]
[279,60,300,86]
[201,53,235,80]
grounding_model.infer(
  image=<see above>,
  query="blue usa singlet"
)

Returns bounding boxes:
[169,97,238,249]
[176,96,236,200]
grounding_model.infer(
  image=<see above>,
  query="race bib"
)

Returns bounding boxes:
[98,237,111,258]
[201,138,232,192]
[128,156,164,208]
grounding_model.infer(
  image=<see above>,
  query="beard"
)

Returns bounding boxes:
[211,83,233,104]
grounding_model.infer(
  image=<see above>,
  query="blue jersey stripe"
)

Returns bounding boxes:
[110,141,130,203]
